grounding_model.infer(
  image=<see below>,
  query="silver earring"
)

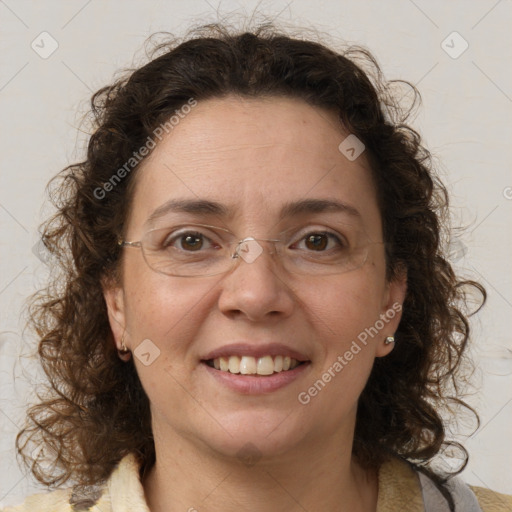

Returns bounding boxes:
[385,336,395,345]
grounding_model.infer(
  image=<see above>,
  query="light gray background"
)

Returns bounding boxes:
[1,0,511,507]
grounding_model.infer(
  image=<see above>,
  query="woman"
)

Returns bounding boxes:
[4,23,511,512]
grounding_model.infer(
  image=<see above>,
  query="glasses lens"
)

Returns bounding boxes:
[269,224,371,276]
[141,224,233,277]
[139,223,375,277]
[281,244,369,275]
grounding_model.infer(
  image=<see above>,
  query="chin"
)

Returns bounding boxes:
[195,409,309,462]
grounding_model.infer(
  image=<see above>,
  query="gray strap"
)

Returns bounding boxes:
[418,471,483,512]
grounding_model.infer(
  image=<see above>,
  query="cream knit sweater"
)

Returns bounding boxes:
[2,453,511,511]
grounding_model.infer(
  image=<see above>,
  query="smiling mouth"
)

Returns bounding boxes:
[203,355,308,376]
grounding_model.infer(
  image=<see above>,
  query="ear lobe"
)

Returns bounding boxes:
[102,277,126,349]
[376,266,407,358]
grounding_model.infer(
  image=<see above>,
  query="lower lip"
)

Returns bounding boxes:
[201,361,310,395]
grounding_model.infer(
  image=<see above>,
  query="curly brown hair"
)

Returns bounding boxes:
[17,21,485,497]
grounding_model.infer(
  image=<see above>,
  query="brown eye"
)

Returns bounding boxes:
[164,231,216,252]
[179,233,204,251]
[151,225,227,255]
[304,234,328,251]
[295,231,345,252]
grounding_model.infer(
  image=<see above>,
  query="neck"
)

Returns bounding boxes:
[142,425,378,512]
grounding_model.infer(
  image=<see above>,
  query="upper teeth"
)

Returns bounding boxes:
[212,355,300,375]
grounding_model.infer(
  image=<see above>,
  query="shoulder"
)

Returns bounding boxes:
[0,453,144,512]
[470,485,512,512]
[0,488,73,512]
[377,457,425,511]
[377,456,512,512]
[0,486,111,512]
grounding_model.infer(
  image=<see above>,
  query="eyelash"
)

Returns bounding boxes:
[165,229,347,252]
[294,231,346,251]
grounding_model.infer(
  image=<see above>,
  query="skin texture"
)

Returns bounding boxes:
[103,96,407,512]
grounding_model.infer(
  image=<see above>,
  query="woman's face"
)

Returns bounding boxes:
[104,96,406,461]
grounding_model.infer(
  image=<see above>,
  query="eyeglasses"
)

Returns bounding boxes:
[118,222,380,278]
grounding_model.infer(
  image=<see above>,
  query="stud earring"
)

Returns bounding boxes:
[384,335,395,345]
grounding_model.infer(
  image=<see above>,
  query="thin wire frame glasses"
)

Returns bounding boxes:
[118,222,379,278]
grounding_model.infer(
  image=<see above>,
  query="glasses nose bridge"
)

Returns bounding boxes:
[231,236,282,264]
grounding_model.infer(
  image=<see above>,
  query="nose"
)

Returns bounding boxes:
[218,237,295,322]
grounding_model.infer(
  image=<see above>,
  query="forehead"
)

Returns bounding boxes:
[127,96,381,235]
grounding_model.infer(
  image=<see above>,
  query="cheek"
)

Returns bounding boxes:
[311,269,386,342]
[122,256,215,349]
[294,271,386,425]
[122,269,218,403]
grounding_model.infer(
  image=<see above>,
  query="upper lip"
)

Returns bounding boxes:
[202,343,310,362]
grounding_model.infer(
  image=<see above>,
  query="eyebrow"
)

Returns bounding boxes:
[145,198,361,227]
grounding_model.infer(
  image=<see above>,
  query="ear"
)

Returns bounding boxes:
[101,275,127,351]
[375,265,407,358]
